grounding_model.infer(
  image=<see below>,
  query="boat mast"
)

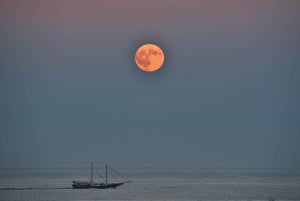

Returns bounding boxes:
[105,164,108,185]
[91,162,93,184]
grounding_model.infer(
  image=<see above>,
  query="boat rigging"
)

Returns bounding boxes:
[72,162,128,189]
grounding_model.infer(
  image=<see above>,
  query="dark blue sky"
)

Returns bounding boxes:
[0,0,299,168]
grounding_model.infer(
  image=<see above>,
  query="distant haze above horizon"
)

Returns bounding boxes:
[0,0,299,168]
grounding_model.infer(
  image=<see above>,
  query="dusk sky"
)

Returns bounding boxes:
[0,0,299,168]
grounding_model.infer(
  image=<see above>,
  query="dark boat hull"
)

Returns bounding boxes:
[72,182,124,189]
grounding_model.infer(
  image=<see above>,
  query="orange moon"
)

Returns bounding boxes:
[135,43,165,72]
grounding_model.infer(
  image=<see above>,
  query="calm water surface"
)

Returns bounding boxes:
[0,167,299,201]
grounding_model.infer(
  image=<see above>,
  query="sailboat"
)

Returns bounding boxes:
[72,162,127,189]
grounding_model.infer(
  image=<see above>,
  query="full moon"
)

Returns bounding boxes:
[135,43,165,72]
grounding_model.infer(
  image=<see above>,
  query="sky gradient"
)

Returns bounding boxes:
[0,0,299,168]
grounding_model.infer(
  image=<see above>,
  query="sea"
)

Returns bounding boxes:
[0,167,299,201]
